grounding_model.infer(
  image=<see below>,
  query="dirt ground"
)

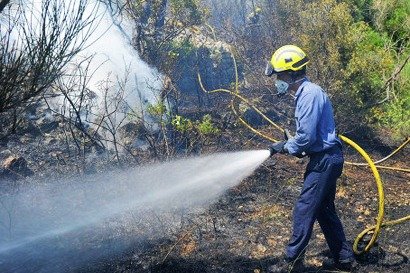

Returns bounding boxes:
[1,123,408,273]
[83,145,409,273]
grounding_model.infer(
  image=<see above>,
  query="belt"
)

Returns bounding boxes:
[308,144,342,157]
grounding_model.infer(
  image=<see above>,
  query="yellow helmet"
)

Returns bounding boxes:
[265,45,309,76]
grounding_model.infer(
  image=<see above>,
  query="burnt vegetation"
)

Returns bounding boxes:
[0,0,409,272]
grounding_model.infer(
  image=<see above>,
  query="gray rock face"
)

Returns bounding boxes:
[175,48,241,95]
[168,30,244,105]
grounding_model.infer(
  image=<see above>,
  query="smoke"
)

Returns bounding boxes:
[71,0,163,110]
[2,0,163,121]
[0,150,270,272]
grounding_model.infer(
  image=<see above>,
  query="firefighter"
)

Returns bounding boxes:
[266,45,355,272]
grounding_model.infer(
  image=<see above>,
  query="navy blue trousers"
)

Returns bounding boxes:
[286,146,353,262]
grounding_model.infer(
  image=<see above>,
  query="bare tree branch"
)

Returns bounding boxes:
[0,0,98,114]
[378,53,410,104]
[0,0,10,14]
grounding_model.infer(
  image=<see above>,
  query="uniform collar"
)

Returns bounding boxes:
[294,78,309,99]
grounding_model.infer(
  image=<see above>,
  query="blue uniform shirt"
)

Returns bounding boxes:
[284,79,341,155]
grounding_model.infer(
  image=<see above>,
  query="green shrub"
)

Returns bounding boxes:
[196,114,219,135]
[344,22,395,106]
[169,0,203,25]
[377,61,410,138]
[172,115,194,132]
[147,102,167,116]
[171,114,219,135]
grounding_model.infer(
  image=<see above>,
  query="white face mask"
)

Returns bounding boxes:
[275,80,289,95]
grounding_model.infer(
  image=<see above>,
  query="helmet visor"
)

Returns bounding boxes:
[265,61,275,77]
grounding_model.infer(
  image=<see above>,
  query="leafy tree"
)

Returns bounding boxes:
[345,0,373,22]
[271,0,407,136]
[368,0,409,137]
[344,22,395,106]
[371,0,410,46]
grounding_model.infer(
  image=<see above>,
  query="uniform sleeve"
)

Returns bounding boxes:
[285,90,324,155]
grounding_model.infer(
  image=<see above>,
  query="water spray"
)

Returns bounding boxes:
[0,150,270,272]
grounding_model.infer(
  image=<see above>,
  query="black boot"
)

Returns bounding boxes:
[321,257,357,271]
[268,257,304,273]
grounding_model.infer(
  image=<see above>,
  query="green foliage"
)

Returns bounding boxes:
[275,0,408,136]
[196,114,219,135]
[171,114,219,135]
[377,59,410,138]
[172,115,193,132]
[168,38,196,59]
[131,0,149,13]
[135,0,408,138]
[146,102,167,116]
[283,0,353,93]
[384,2,410,43]
[345,0,373,21]
[371,0,410,44]
[379,95,410,139]
[344,22,395,105]
[169,0,203,25]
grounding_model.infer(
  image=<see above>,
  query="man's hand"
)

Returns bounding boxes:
[269,141,287,156]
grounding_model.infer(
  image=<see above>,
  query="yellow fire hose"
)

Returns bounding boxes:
[197,57,410,255]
